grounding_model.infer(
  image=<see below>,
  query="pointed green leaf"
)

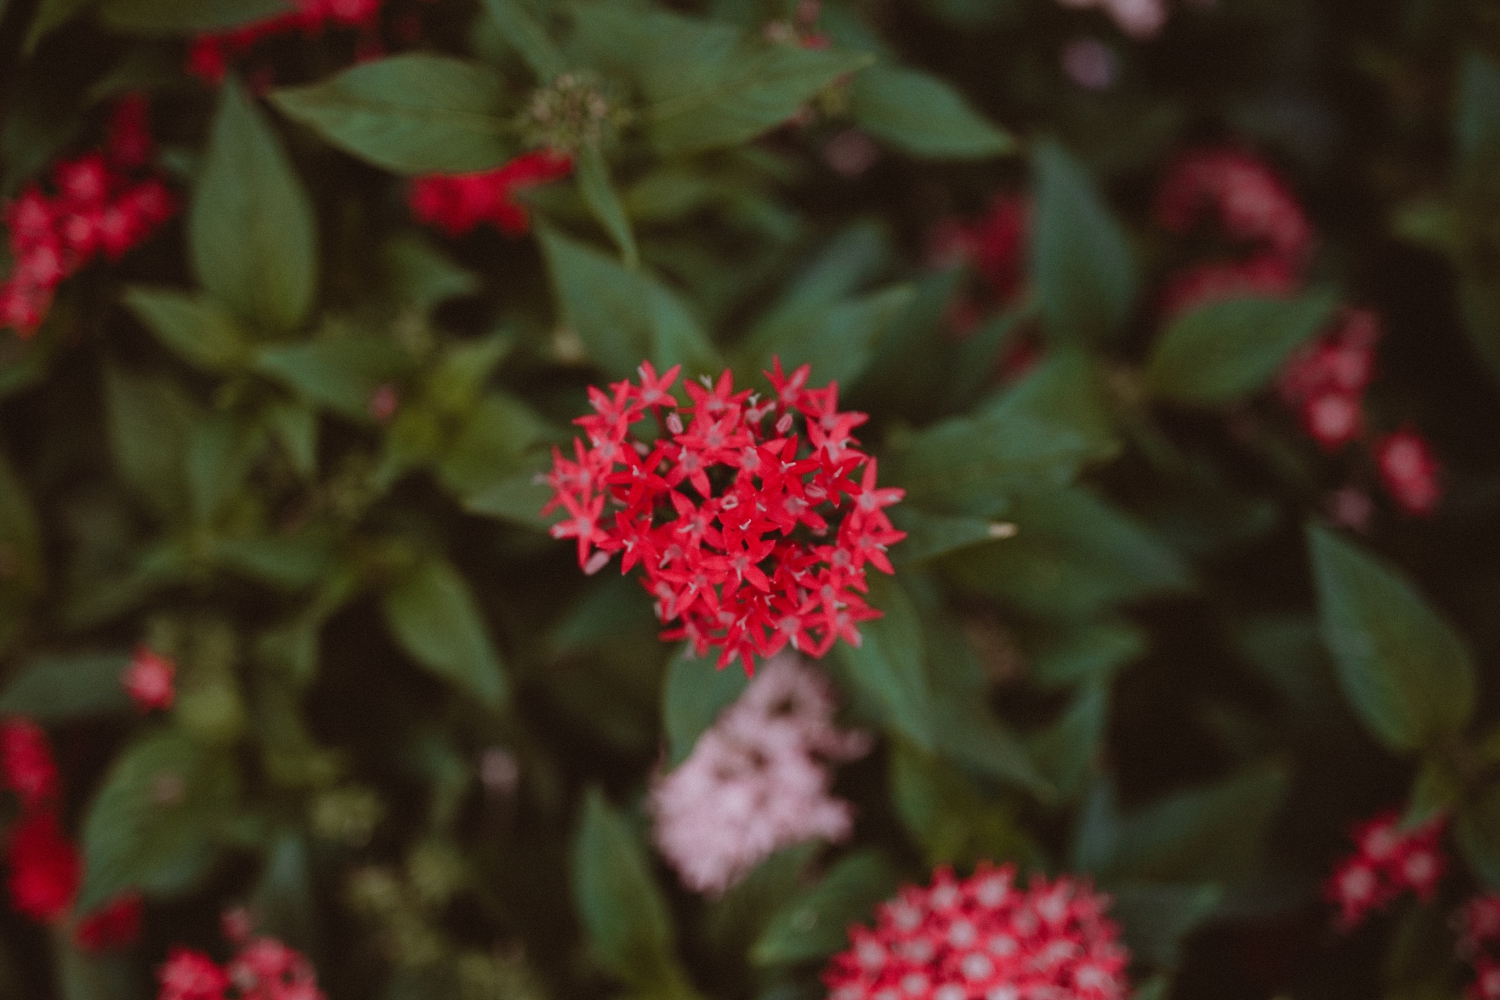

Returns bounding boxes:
[737,284,914,389]
[1110,883,1223,968]
[662,646,749,768]
[78,730,239,912]
[1145,290,1339,405]
[0,653,133,720]
[752,851,897,965]
[1028,680,1109,802]
[834,574,935,751]
[890,740,1043,868]
[576,142,639,266]
[1030,138,1136,343]
[103,365,197,524]
[1307,524,1477,752]
[192,78,318,332]
[571,789,687,990]
[255,334,411,421]
[381,557,508,707]
[122,287,252,373]
[271,56,512,175]
[539,226,719,378]
[1456,50,1500,163]
[480,0,566,79]
[849,63,1013,159]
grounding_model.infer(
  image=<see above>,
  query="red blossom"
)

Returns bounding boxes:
[408,150,574,238]
[1376,429,1442,517]
[6,810,81,924]
[1325,810,1447,931]
[0,717,59,811]
[541,360,905,673]
[823,863,1130,1000]
[926,195,1028,305]
[124,646,177,712]
[1155,148,1314,264]
[76,894,145,951]
[159,947,232,1000]
[1,98,176,339]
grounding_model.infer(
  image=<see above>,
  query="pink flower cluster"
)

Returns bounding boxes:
[186,0,383,84]
[1054,0,1167,40]
[408,150,574,238]
[124,645,177,712]
[159,931,326,1000]
[542,361,906,672]
[1457,894,1500,999]
[1325,810,1445,931]
[1155,148,1312,318]
[650,653,870,895]
[1278,307,1380,452]
[1,97,175,339]
[824,863,1130,1000]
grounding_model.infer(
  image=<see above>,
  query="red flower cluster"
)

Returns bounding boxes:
[926,195,1028,334]
[1279,307,1380,451]
[1325,810,1446,931]
[1154,148,1312,318]
[124,645,177,712]
[1,97,176,339]
[159,933,326,1000]
[408,150,573,238]
[1375,428,1442,518]
[541,361,905,672]
[1456,894,1500,999]
[0,716,143,944]
[186,0,383,84]
[823,863,1130,1000]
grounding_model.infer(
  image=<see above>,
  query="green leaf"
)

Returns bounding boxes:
[571,789,687,990]
[539,226,719,378]
[255,333,411,421]
[381,557,508,707]
[1145,290,1340,405]
[78,730,239,912]
[1024,618,1147,689]
[887,507,1012,565]
[1456,50,1500,164]
[752,851,897,965]
[834,574,936,751]
[1030,138,1137,343]
[271,56,512,175]
[707,843,819,958]
[191,78,319,332]
[1110,882,1223,968]
[463,458,555,531]
[0,652,133,720]
[25,0,96,54]
[848,63,1013,159]
[890,352,1118,517]
[890,740,1042,868]
[576,142,639,266]
[103,365,197,524]
[661,646,749,768]
[736,284,914,389]
[122,288,252,373]
[263,399,318,477]
[383,236,479,312]
[1307,524,1477,753]
[188,413,265,528]
[435,392,550,496]
[98,0,285,32]
[1458,782,1500,889]
[480,0,567,79]
[1100,764,1288,884]
[941,487,1193,620]
[1027,680,1109,802]
[575,6,872,155]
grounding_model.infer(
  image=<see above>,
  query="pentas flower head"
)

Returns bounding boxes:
[1458,893,1500,957]
[1155,148,1314,264]
[157,934,327,1000]
[1278,308,1381,452]
[1376,429,1442,517]
[650,653,870,895]
[409,150,574,238]
[542,360,906,672]
[824,863,1130,1000]
[159,948,232,1000]
[1325,810,1446,931]
[124,645,177,712]
[0,717,59,811]
[6,810,81,923]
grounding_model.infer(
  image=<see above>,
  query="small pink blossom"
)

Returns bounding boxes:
[650,653,870,895]
[1325,810,1446,931]
[1376,429,1442,517]
[123,646,176,712]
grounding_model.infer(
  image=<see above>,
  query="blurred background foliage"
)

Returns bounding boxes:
[0,0,1498,996]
